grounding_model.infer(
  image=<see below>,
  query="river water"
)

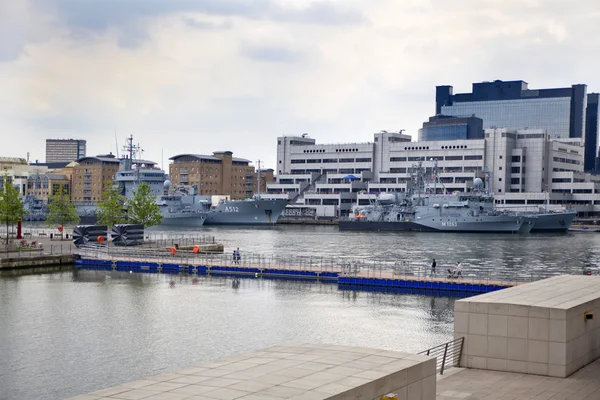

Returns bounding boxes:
[1,225,599,400]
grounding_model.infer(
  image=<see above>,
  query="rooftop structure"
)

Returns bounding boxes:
[418,114,484,141]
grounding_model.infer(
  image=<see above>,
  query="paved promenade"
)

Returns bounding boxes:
[437,358,600,400]
[68,343,435,400]
[66,347,600,400]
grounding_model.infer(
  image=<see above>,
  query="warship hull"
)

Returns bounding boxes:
[338,220,435,231]
[529,211,577,232]
[339,216,534,233]
[204,199,287,225]
[160,212,207,227]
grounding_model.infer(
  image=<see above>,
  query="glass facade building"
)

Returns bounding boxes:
[436,80,599,170]
[418,114,483,141]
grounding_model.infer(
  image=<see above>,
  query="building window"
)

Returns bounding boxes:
[498,178,502,182]
[499,156,503,159]
[499,167,502,171]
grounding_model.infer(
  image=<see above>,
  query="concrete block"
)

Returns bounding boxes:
[454,312,469,334]
[507,338,528,362]
[488,303,510,315]
[527,340,549,364]
[506,360,528,373]
[470,302,488,314]
[407,380,422,400]
[487,336,507,359]
[488,315,508,337]
[454,301,470,313]
[529,306,550,319]
[421,374,436,400]
[468,313,488,335]
[528,318,550,341]
[508,304,530,317]
[548,364,567,378]
[527,362,549,376]
[548,342,566,366]
[507,316,528,339]
[486,358,507,372]
[549,308,567,320]
[467,356,487,369]
[467,335,488,357]
[549,319,567,342]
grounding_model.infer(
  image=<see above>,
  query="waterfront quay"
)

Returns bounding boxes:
[74,243,570,296]
[71,343,437,400]
[68,276,600,400]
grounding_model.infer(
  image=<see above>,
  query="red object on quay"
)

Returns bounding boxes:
[97,236,105,243]
[16,218,22,239]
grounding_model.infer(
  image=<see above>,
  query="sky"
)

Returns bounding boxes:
[2,0,600,171]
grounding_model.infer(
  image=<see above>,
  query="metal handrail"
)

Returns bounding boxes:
[418,337,464,374]
[72,244,588,285]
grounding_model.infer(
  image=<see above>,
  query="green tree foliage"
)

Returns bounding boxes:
[97,182,126,227]
[46,186,80,227]
[0,173,25,249]
[128,182,163,228]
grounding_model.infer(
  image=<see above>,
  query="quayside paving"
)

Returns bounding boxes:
[65,344,600,400]
[67,343,437,400]
[436,358,600,399]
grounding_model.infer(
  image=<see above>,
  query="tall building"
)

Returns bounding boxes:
[71,154,120,203]
[418,115,483,141]
[435,80,599,170]
[46,139,87,163]
[169,151,274,200]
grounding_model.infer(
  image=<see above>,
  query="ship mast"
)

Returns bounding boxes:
[256,159,261,199]
[122,135,143,186]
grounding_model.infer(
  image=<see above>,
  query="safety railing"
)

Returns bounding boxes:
[418,337,464,375]
[70,244,590,285]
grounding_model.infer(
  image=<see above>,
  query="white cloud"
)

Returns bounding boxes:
[2,0,600,170]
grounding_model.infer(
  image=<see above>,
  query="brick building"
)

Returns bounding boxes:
[72,154,120,203]
[169,151,273,199]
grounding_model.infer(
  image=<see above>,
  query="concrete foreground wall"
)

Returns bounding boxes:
[455,276,600,377]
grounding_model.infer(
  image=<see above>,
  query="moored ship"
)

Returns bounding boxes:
[339,161,535,233]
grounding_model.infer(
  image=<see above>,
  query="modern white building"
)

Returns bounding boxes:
[267,129,599,217]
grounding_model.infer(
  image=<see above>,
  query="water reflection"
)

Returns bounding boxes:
[0,270,454,400]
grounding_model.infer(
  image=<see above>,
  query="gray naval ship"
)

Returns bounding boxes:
[340,161,536,233]
[158,181,287,226]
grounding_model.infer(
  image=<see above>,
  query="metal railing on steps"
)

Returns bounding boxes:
[418,337,464,374]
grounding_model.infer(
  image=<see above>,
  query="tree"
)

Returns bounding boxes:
[0,173,25,252]
[97,182,127,227]
[46,186,80,229]
[128,182,163,228]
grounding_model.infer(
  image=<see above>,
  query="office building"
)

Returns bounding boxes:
[266,131,600,216]
[71,154,120,202]
[169,151,274,200]
[46,139,87,163]
[418,115,483,141]
[436,80,599,170]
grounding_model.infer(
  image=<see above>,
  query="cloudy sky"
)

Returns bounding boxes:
[2,0,599,170]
